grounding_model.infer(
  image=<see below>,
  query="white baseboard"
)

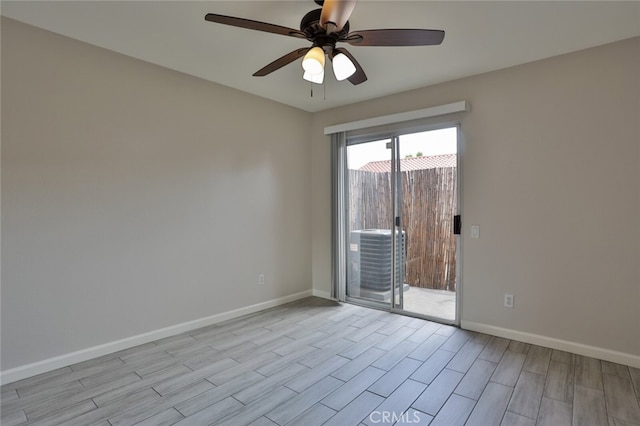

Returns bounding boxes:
[461,320,640,369]
[0,290,313,385]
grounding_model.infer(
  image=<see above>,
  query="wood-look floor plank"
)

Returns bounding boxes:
[254,344,317,376]
[0,409,27,426]
[454,358,497,400]
[551,349,575,365]
[544,359,574,403]
[407,333,448,362]
[412,368,464,415]
[573,384,608,426]
[206,351,278,385]
[602,361,631,379]
[286,403,337,426]
[133,408,184,426]
[575,355,603,390]
[346,320,388,343]
[57,388,160,426]
[173,396,243,426]
[367,358,422,398]
[338,332,386,360]
[362,379,427,426]
[399,408,433,425]
[174,371,264,417]
[405,322,440,343]
[376,315,415,336]
[506,370,545,420]
[410,349,455,385]
[370,340,419,371]
[153,358,238,396]
[18,372,141,421]
[479,336,510,363]
[266,376,343,425]
[500,411,536,426]
[522,345,551,376]
[492,350,527,387]
[602,374,640,424]
[429,393,476,426]
[628,367,640,397]
[508,341,531,354]
[446,341,486,373]
[233,362,309,405]
[18,359,124,399]
[248,416,278,426]
[331,347,387,381]
[466,381,513,426]
[440,329,473,353]
[298,338,354,369]
[434,324,457,337]
[272,331,327,356]
[94,364,191,407]
[323,366,386,411]
[109,380,214,426]
[608,416,640,426]
[323,391,384,426]
[373,326,416,351]
[285,355,349,393]
[537,397,572,426]
[216,386,297,426]
[1,388,19,404]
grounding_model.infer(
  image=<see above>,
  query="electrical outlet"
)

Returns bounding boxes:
[504,294,514,308]
[258,274,265,285]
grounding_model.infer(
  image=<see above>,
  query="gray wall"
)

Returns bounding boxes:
[1,18,312,370]
[311,37,640,358]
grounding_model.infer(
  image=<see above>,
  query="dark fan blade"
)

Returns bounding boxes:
[253,48,310,77]
[320,0,358,32]
[205,14,306,39]
[332,47,367,85]
[345,29,444,46]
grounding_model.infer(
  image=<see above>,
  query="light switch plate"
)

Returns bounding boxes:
[471,225,480,239]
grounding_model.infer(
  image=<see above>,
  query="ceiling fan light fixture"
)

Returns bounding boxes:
[332,52,356,81]
[303,69,324,84]
[302,46,325,75]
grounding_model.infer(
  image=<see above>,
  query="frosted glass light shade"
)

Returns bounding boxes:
[302,47,325,75]
[303,69,324,84]
[332,52,356,81]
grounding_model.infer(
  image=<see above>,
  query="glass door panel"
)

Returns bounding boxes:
[345,139,395,307]
[396,127,458,321]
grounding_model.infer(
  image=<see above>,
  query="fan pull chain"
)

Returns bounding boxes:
[308,82,325,100]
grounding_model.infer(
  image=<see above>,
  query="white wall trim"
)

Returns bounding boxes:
[323,101,469,135]
[0,290,313,385]
[462,320,640,369]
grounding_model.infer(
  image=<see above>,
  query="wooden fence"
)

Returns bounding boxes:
[349,168,457,291]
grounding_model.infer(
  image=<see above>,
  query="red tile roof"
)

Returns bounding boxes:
[359,154,456,173]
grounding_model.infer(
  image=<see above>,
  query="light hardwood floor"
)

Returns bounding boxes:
[2,297,640,426]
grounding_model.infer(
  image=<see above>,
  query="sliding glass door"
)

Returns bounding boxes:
[344,126,460,324]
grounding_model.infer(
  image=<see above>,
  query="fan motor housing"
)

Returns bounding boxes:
[300,8,349,39]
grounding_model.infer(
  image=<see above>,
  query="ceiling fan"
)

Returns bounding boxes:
[204,0,444,85]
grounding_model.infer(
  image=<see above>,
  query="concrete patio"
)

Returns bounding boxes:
[401,286,456,321]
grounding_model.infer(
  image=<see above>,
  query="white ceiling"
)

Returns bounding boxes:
[3,1,639,112]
